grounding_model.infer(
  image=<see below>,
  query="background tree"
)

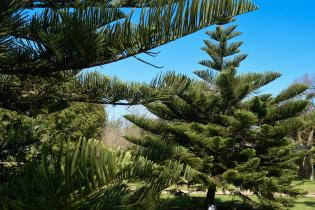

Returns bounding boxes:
[296,111,315,180]
[0,108,37,182]
[0,102,106,183]
[125,25,309,209]
[36,102,106,141]
[293,74,315,180]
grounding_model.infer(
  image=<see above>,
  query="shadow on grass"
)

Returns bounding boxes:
[161,195,204,210]
[294,200,315,208]
[161,195,253,210]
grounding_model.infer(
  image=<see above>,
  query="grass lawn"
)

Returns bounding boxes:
[292,197,315,210]
[161,181,315,210]
[162,195,315,210]
[294,180,315,194]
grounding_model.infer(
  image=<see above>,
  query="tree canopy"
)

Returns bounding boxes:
[1,138,188,210]
[125,25,309,209]
[0,0,257,115]
[0,1,264,209]
[0,102,106,182]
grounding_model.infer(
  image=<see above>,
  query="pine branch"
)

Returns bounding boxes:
[22,0,180,9]
[1,0,258,76]
[1,139,185,209]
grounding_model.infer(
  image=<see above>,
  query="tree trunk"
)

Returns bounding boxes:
[205,183,216,207]
[310,158,314,180]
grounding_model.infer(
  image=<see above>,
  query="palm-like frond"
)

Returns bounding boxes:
[1,0,257,76]
[0,0,257,113]
[23,0,177,8]
[0,0,24,59]
[0,71,190,115]
[1,138,185,210]
[273,83,309,104]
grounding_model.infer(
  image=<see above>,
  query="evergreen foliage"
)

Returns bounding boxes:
[0,0,257,115]
[125,25,309,209]
[0,138,187,210]
[36,102,106,140]
[0,1,259,209]
[0,108,38,182]
[0,102,106,183]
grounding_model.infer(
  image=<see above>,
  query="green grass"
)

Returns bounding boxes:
[160,181,315,210]
[294,180,315,193]
[162,195,315,210]
[292,197,315,210]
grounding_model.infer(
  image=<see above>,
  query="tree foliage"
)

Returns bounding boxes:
[0,0,257,115]
[0,108,37,182]
[0,102,106,183]
[37,102,106,140]
[1,138,187,210]
[125,25,309,209]
[0,1,259,209]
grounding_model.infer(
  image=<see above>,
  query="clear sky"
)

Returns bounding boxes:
[96,0,315,119]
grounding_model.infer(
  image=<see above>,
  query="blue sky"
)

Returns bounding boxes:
[97,0,315,119]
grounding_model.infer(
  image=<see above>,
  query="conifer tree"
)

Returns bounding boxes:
[0,1,258,208]
[125,25,309,209]
[0,102,106,183]
[0,0,257,171]
[0,0,257,115]
[0,0,257,181]
[1,139,187,210]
